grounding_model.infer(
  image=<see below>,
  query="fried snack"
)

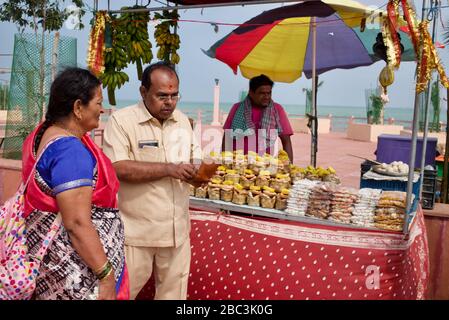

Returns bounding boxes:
[270,173,291,192]
[220,182,234,202]
[195,185,208,198]
[233,153,247,174]
[322,173,341,184]
[256,170,271,187]
[275,189,289,210]
[215,165,227,176]
[249,156,265,175]
[260,186,276,209]
[222,151,234,165]
[247,186,261,207]
[232,184,248,205]
[240,169,256,188]
[207,178,222,200]
[189,184,195,196]
[224,169,240,184]
[277,149,291,167]
[210,174,224,183]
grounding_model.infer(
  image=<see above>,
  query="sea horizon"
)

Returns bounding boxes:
[105,99,448,128]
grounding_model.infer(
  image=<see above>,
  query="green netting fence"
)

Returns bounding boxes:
[2,33,76,159]
[0,83,8,110]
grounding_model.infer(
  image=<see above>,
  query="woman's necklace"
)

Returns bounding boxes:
[53,123,83,139]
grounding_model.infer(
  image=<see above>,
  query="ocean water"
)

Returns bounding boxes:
[105,99,447,132]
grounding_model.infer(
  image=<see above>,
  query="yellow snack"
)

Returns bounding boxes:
[222,180,234,185]
[234,183,244,191]
[327,166,336,174]
[226,169,237,174]
[281,188,290,195]
[262,186,275,193]
[250,185,261,191]
[278,149,289,159]
[244,169,254,175]
[210,178,222,184]
[259,170,271,176]
[217,165,227,172]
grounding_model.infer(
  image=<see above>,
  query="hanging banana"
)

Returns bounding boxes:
[154,9,181,65]
[118,6,153,80]
[98,14,130,106]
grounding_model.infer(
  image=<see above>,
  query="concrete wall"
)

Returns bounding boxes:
[0,158,22,205]
[289,117,331,134]
[347,123,404,142]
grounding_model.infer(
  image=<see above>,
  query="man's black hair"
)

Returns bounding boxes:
[249,74,274,92]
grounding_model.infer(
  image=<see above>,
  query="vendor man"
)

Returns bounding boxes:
[222,74,294,162]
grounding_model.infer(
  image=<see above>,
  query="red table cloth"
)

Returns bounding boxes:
[137,207,429,300]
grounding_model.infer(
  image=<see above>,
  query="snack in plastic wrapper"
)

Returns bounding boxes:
[260,186,276,209]
[232,184,248,205]
[247,186,261,207]
[224,169,240,184]
[275,189,289,210]
[220,183,234,202]
[195,185,208,198]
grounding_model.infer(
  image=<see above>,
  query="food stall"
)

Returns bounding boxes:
[137,151,429,300]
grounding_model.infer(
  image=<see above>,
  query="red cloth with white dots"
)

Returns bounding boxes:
[136,207,428,300]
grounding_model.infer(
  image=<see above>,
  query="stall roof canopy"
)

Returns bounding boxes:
[168,0,305,5]
[170,0,279,3]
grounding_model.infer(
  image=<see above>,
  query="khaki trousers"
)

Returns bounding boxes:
[125,238,191,300]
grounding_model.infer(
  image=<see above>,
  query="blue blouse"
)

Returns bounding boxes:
[36,137,97,195]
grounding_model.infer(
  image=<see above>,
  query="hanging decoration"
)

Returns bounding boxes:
[384,0,402,68]
[118,6,153,80]
[99,14,130,106]
[400,0,420,55]
[154,10,181,64]
[87,11,109,76]
[416,20,449,93]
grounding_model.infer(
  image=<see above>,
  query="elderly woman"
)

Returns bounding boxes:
[21,68,128,300]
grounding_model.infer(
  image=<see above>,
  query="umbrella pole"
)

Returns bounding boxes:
[310,17,317,167]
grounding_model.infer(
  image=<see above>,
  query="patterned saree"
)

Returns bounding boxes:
[21,124,129,300]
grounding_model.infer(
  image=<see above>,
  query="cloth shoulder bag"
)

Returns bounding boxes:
[0,136,63,300]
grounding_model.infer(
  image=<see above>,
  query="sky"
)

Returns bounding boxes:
[0,0,448,108]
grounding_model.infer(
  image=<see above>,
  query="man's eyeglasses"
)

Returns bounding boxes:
[156,93,181,102]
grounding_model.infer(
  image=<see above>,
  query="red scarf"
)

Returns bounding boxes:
[22,123,119,217]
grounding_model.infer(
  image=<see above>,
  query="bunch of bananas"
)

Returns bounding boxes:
[99,14,130,105]
[154,10,181,65]
[118,6,153,80]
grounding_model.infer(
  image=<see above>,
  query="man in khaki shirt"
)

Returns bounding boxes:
[103,62,201,299]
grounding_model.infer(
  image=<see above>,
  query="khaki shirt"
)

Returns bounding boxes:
[103,101,201,247]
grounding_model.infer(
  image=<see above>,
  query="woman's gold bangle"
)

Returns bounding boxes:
[95,261,113,280]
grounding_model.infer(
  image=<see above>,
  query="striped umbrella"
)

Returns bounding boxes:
[204,0,414,165]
